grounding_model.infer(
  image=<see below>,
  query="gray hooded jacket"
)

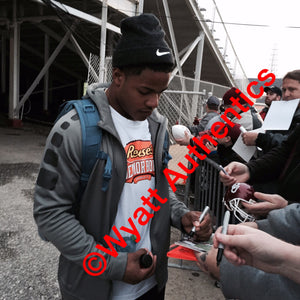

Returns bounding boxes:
[34,83,189,299]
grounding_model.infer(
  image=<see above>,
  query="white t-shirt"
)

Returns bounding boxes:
[109,106,157,300]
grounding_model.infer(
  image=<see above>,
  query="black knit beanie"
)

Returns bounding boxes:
[112,13,174,68]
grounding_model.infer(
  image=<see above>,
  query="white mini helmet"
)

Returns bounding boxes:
[223,183,257,222]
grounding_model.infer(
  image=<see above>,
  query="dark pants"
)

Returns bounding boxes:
[61,285,165,300]
[136,285,165,300]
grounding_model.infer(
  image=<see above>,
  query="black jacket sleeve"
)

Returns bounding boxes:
[256,131,288,153]
[247,125,300,183]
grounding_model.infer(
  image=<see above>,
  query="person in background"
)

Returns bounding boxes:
[222,87,263,131]
[259,85,281,120]
[34,13,212,300]
[242,70,300,153]
[189,96,220,136]
[198,96,220,131]
[211,122,245,167]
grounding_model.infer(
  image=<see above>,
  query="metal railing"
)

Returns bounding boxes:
[183,158,226,228]
[168,157,227,270]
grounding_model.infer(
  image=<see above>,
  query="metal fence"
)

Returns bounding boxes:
[168,157,227,271]
[158,75,230,146]
[184,158,226,229]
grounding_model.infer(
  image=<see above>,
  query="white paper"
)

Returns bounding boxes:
[232,134,257,162]
[231,127,265,162]
[262,99,300,130]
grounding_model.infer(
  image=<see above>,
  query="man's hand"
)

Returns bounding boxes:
[213,224,285,273]
[242,192,288,217]
[242,131,258,146]
[205,141,217,152]
[219,162,250,186]
[181,211,212,241]
[194,248,220,281]
[213,224,300,284]
[123,248,156,284]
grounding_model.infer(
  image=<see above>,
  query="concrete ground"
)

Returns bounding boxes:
[0,121,224,300]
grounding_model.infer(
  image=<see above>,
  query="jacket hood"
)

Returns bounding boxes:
[85,82,109,99]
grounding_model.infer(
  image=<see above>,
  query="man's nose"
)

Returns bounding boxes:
[282,90,289,100]
[147,93,160,108]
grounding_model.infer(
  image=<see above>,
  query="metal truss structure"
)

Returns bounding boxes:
[0,0,248,125]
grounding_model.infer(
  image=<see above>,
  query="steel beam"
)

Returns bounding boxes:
[137,0,144,14]
[187,0,235,86]
[9,0,20,120]
[91,0,136,17]
[162,0,191,122]
[171,35,202,77]
[32,0,120,34]
[99,0,108,83]
[43,33,49,111]
[1,32,6,93]
[192,31,205,116]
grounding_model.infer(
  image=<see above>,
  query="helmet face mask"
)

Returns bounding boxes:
[223,183,257,223]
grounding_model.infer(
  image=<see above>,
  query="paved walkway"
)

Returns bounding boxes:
[0,122,224,299]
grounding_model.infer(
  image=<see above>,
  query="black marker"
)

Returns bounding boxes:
[140,253,153,268]
[188,206,210,237]
[216,210,230,266]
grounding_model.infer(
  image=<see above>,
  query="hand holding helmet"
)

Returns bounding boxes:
[223,183,257,223]
[242,192,288,217]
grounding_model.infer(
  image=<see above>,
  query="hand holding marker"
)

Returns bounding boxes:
[217,210,231,266]
[189,206,210,237]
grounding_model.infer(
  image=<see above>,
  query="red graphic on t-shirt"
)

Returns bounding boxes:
[125,140,155,183]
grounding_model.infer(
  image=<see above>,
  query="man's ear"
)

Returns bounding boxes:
[224,136,231,143]
[112,68,125,87]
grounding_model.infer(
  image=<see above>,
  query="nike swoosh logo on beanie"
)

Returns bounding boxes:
[156,49,170,56]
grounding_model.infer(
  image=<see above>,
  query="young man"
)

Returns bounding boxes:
[33,13,212,300]
[259,85,281,120]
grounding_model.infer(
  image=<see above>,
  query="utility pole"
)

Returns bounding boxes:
[270,45,278,77]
